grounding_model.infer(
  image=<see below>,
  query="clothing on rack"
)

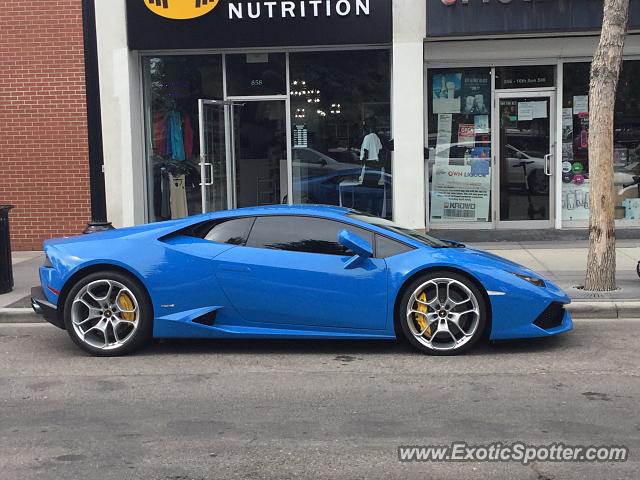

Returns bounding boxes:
[153,109,194,160]
[360,132,383,162]
[167,111,186,161]
[153,158,196,220]
[169,173,188,219]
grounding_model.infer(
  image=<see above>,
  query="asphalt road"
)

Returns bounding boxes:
[0,320,638,480]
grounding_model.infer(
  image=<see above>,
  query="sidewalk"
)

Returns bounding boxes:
[1,251,42,308]
[0,243,639,319]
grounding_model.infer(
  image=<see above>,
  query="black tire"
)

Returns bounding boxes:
[63,270,153,357]
[637,261,640,279]
[397,271,487,356]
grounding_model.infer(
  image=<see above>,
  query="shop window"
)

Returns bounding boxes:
[288,50,392,219]
[142,55,223,222]
[226,53,286,97]
[562,61,640,223]
[427,68,493,224]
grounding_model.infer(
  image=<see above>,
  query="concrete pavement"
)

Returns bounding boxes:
[0,320,638,479]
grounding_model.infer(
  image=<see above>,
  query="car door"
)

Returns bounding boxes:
[214,215,388,330]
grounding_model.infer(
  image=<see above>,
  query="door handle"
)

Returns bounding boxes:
[544,154,553,176]
[205,163,215,186]
[199,162,214,186]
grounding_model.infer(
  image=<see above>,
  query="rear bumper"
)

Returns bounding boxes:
[31,286,65,330]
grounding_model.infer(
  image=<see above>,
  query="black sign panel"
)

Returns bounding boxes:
[427,0,640,37]
[126,0,392,50]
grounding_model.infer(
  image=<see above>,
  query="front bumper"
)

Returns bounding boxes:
[31,286,64,330]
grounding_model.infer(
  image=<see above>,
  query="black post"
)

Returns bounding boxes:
[81,0,113,234]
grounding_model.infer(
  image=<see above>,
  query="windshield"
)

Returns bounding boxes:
[348,213,452,248]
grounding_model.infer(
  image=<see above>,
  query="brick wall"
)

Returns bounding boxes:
[0,0,90,251]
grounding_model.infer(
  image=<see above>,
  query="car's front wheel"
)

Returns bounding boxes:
[398,271,487,355]
[63,271,153,356]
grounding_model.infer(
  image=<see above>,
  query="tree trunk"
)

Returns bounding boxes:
[584,0,629,291]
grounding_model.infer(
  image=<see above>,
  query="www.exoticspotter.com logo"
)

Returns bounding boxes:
[144,0,220,20]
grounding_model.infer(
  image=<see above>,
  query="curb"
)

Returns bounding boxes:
[0,308,45,324]
[566,301,640,319]
[1,301,640,324]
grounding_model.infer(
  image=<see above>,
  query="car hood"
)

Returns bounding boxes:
[445,246,546,278]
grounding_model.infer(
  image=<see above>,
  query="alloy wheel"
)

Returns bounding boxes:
[70,279,140,351]
[405,278,481,352]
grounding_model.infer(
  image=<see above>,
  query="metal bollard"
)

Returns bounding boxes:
[0,205,15,294]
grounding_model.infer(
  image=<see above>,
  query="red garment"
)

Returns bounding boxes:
[153,111,167,156]
[182,113,194,158]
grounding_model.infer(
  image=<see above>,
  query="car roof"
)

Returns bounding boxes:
[211,204,353,218]
[207,205,426,248]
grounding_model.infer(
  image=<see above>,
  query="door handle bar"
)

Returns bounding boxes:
[544,154,553,177]
[199,162,215,186]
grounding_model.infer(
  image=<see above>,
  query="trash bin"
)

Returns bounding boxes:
[0,205,15,294]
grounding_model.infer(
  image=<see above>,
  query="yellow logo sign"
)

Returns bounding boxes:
[144,0,220,20]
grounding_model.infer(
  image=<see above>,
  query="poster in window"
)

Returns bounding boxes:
[461,72,490,114]
[474,115,489,134]
[458,124,475,145]
[432,73,462,114]
[430,164,491,223]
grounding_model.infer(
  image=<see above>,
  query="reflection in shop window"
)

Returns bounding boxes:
[562,61,640,223]
[427,68,493,224]
[142,55,223,222]
[289,50,392,219]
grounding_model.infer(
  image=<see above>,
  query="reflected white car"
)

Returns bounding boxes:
[293,147,357,178]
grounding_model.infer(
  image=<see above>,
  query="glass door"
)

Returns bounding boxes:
[495,92,555,227]
[199,99,288,213]
[199,99,233,213]
[232,100,287,208]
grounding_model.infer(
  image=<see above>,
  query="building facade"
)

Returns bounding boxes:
[425,0,640,230]
[2,0,640,252]
[96,0,426,231]
[0,0,91,251]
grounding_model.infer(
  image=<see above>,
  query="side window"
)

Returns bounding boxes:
[375,234,414,258]
[204,217,255,245]
[246,216,374,256]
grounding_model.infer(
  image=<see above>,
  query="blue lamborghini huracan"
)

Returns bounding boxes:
[31,205,572,356]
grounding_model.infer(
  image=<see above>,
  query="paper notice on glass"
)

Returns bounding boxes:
[430,164,491,223]
[573,95,589,115]
[474,115,489,134]
[435,114,453,162]
[517,102,534,121]
[532,101,548,119]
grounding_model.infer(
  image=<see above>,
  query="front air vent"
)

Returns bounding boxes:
[533,302,565,330]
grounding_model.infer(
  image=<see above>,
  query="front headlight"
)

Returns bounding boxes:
[512,272,545,287]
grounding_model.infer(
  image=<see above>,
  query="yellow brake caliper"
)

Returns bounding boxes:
[117,292,135,322]
[415,292,432,338]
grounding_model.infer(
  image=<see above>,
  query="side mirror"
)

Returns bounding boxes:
[338,229,373,268]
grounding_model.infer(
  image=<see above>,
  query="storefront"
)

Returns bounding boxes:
[425,0,640,230]
[115,0,395,223]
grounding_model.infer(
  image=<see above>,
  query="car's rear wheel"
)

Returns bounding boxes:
[398,271,487,355]
[63,271,152,356]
